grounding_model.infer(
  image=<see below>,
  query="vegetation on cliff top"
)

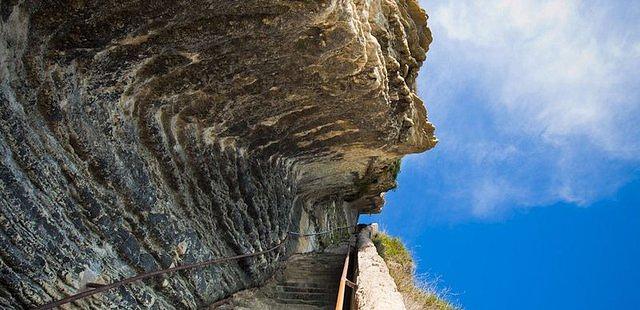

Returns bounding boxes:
[373,232,457,310]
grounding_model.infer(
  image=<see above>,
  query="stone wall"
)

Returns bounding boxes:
[355,225,406,310]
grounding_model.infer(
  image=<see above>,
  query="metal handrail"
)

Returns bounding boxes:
[335,250,351,310]
[335,233,360,310]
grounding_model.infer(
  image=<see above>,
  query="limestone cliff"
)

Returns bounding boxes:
[0,0,435,308]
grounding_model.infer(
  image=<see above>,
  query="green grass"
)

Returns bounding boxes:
[373,233,458,310]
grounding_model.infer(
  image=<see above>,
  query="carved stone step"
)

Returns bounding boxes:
[280,282,339,290]
[277,285,334,294]
[275,297,332,307]
[277,291,335,301]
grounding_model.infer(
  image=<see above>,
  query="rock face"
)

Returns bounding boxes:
[0,0,435,308]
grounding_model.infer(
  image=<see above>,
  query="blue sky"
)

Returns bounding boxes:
[364,1,640,309]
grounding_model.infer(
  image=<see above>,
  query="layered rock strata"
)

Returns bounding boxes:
[0,0,435,308]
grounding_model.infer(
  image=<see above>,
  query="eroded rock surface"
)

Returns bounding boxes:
[0,0,435,308]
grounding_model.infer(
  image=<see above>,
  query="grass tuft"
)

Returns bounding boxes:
[373,232,458,310]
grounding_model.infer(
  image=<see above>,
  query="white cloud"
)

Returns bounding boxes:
[470,178,529,218]
[434,0,639,153]
[411,0,640,218]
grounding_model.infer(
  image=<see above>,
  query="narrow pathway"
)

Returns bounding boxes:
[213,252,346,309]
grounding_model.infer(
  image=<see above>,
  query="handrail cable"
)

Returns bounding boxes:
[35,225,357,310]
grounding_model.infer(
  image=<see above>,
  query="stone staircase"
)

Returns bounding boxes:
[213,252,346,309]
[273,281,338,307]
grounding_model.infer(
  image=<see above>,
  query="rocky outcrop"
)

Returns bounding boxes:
[0,0,435,308]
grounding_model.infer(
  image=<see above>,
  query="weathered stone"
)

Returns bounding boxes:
[0,0,434,308]
[355,225,405,310]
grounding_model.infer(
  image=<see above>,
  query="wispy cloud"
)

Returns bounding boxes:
[404,0,640,220]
